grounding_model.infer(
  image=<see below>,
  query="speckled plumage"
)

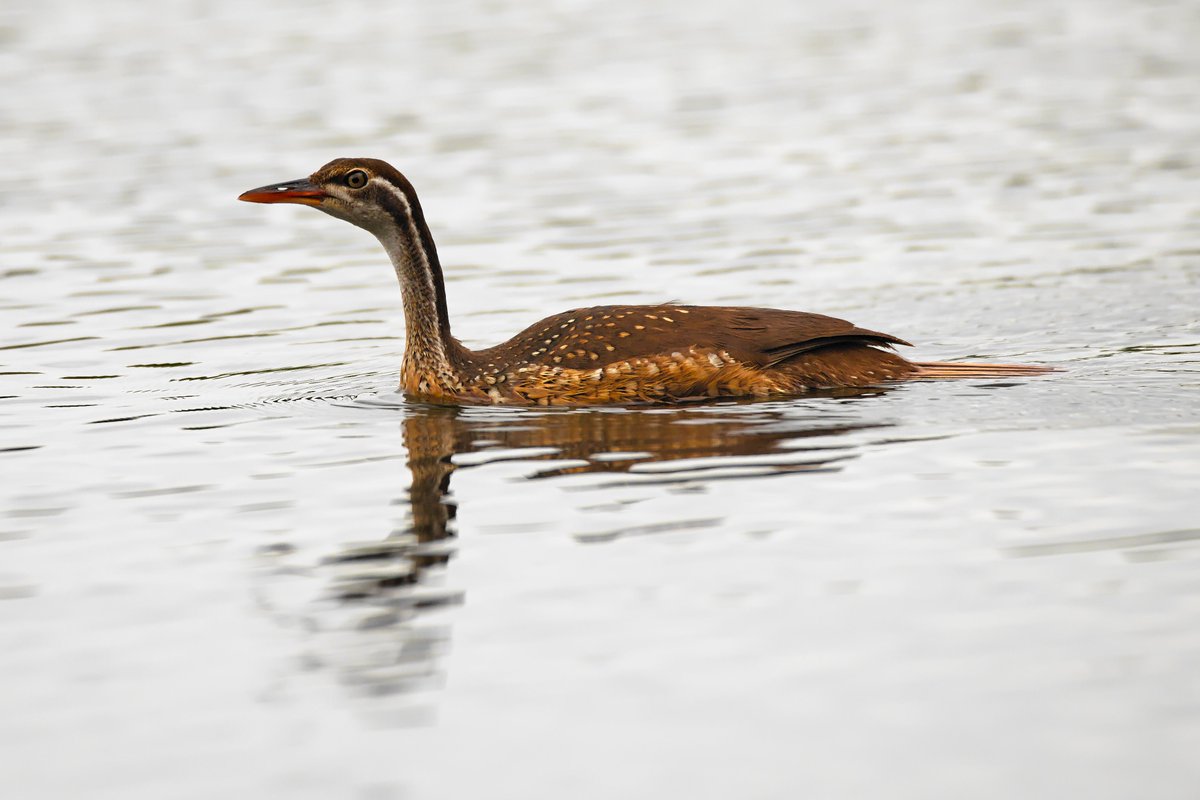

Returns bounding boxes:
[422,304,919,405]
[240,158,1052,406]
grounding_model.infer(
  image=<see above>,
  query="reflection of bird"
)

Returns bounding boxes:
[396,401,891,543]
[311,401,886,696]
[322,400,880,599]
[241,158,1051,406]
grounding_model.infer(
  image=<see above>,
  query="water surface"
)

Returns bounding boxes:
[2,0,1199,798]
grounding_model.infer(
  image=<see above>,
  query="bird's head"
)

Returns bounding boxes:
[239,157,422,236]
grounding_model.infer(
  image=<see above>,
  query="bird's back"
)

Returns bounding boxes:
[450,304,918,404]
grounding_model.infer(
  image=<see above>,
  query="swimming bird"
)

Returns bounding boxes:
[239,158,1050,405]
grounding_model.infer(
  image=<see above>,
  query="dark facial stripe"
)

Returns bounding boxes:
[371,177,452,339]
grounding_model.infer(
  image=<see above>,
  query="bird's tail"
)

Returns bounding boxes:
[910,360,1057,379]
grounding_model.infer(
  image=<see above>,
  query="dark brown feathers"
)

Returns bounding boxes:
[469,304,909,371]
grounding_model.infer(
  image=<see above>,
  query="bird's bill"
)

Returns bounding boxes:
[238,178,325,206]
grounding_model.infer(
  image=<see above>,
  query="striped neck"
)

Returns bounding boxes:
[367,176,464,386]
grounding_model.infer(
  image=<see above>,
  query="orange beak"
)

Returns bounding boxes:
[238,178,325,206]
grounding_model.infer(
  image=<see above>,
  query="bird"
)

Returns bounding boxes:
[239,158,1051,406]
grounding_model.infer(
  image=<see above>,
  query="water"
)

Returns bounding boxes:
[2,0,1199,797]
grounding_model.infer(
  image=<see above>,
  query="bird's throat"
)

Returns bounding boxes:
[374,224,465,395]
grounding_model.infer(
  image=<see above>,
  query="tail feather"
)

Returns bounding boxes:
[911,360,1057,380]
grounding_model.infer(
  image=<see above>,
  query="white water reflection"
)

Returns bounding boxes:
[2,0,1200,798]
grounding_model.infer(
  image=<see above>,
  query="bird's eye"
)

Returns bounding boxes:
[345,170,369,189]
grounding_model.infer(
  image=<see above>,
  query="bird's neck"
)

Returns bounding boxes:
[370,187,467,393]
